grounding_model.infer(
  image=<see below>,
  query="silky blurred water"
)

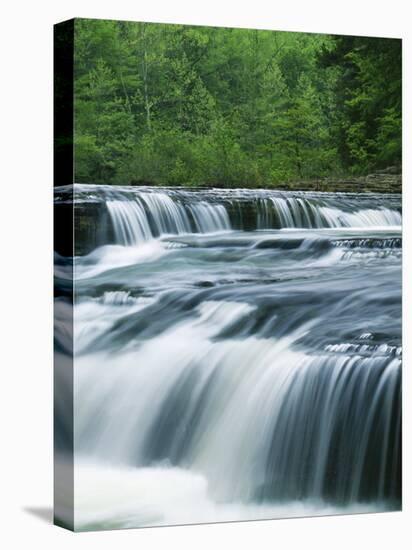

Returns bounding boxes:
[54,186,402,530]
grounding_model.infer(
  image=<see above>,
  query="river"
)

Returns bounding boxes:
[54,184,402,530]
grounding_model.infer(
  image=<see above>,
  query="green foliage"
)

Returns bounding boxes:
[74,19,401,186]
[319,35,401,173]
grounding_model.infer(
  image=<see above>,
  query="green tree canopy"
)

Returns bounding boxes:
[74,19,401,186]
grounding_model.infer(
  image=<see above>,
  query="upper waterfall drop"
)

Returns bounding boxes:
[106,199,153,245]
[106,191,231,246]
[69,184,402,248]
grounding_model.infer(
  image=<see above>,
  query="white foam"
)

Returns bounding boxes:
[74,241,168,279]
[71,461,389,531]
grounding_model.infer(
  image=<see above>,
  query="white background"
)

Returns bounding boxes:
[0,0,410,548]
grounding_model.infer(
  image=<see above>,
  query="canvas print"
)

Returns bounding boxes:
[54,18,402,531]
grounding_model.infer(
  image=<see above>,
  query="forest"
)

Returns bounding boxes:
[74,19,401,187]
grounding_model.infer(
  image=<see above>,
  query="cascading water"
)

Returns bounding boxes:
[105,190,231,245]
[54,184,402,530]
[61,184,402,250]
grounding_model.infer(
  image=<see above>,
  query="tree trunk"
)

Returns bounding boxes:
[140,23,151,131]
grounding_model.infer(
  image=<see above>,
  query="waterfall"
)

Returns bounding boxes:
[73,303,401,506]
[106,191,231,246]
[54,184,402,529]
[106,199,152,245]
[256,197,401,230]
[318,206,402,228]
[188,202,231,233]
[80,186,402,247]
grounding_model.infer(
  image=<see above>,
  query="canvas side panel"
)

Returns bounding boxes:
[54,19,74,531]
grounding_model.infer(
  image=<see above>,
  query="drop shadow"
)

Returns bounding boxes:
[23,506,53,524]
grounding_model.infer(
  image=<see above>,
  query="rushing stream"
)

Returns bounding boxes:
[54,184,402,530]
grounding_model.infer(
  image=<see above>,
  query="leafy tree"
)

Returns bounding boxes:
[319,35,401,173]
